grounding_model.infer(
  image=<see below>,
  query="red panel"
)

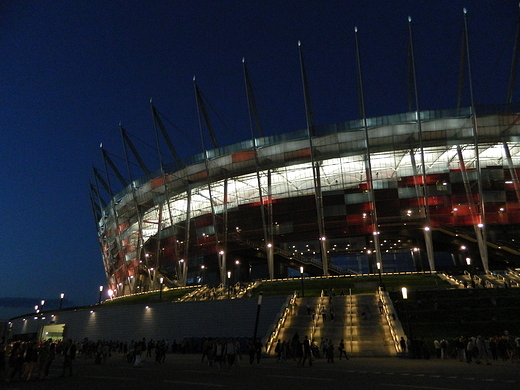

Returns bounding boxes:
[187,170,207,182]
[232,150,255,163]
[151,176,165,189]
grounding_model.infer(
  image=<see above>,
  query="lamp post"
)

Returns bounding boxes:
[98,285,104,305]
[401,287,413,356]
[376,261,383,291]
[252,292,263,343]
[159,277,164,301]
[40,300,45,315]
[235,260,240,284]
[200,265,206,284]
[227,271,232,298]
[59,293,65,310]
[300,266,305,298]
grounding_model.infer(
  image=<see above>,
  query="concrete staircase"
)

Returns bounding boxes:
[276,293,396,357]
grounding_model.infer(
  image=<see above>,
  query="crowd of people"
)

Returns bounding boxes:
[399,331,520,363]
[0,337,76,382]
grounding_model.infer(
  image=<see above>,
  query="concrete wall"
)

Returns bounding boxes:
[9,296,289,344]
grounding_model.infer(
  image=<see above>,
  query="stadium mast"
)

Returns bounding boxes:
[354,26,383,273]
[243,57,274,280]
[407,16,436,272]
[194,77,227,285]
[298,41,329,277]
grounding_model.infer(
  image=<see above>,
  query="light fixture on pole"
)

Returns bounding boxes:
[300,266,305,297]
[40,300,45,315]
[376,261,383,290]
[98,285,104,305]
[401,287,413,351]
[235,260,240,284]
[200,265,206,284]
[59,293,65,310]
[159,277,164,301]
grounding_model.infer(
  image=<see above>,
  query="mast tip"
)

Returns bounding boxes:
[354,26,358,32]
[408,16,412,22]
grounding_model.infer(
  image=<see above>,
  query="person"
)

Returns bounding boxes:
[254,338,263,364]
[0,338,5,380]
[21,342,38,381]
[224,338,236,371]
[61,339,76,377]
[338,339,349,360]
[37,341,50,380]
[44,342,56,378]
[400,337,407,357]
[433,339,441,358]
[275,339,282,361]
[247,340,255,365]
[301,336,312,367]
[378,299,384,314]
[330,307,335,322]
[326,339,335,363]
[7,342,24,382]
[213,339,224,371]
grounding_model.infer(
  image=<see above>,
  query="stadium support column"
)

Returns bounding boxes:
[243,58,274,280]
[298,41,329,276]
[184,186,192,286]
[267,169,274,280]
[409,149,435,272]
[463,8,489,273]
[408,16,435,272]
[355,26,382,270]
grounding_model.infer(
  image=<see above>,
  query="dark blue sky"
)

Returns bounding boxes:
[0,0,517,319]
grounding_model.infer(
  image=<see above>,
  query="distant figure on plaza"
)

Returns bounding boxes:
[330,307,335,322]
[254,338,263,364]
[399,337,407,356]
[338,339,349,360]
[224,338,236,371]
[378,299,384,314]
[326,339,335,363]
[301,335,312,367]
[61,339,76,377]
[321,306,327,322]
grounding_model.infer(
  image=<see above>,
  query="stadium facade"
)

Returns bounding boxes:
[91,103,520,298]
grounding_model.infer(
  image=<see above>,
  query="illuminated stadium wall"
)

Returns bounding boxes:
[93,106,520,297]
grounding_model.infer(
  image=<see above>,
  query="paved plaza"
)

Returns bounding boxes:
[2,352,519,390]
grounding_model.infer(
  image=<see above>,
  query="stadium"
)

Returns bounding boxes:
[91,101,520,299]
[91,33,520,300]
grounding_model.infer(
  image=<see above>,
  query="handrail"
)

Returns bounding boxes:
[378,288,401,355]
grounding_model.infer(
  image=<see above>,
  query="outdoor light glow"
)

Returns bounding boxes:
[460,245,467,250]
[478,223,484,228]
[466,257,471,265]
[376,262,381,270]
[401,287,408,300]
[99,285,104,292]
[60,293,65,299]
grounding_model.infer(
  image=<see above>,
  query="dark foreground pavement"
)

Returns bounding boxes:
[2,353,519,390]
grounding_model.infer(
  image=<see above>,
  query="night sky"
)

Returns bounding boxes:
[0,0,517,320]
